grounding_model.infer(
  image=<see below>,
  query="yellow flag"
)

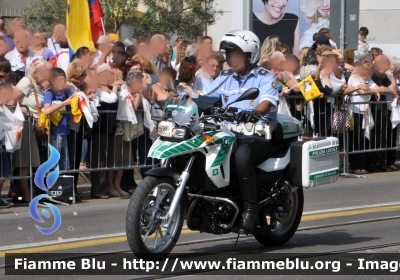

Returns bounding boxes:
[66,0,96,54]
[298,75,321,101]
[50,111,63,127]
[71,95,82,123]
[38,112,49,134]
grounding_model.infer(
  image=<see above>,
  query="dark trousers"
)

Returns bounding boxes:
[233,134,271,179]
[122,128,153,191]
[67,129,83,193]
[89,132,110,196]
[314,98,332,137]
[366,108,388,167]
[387,114,398,166]
[349,113,367,170]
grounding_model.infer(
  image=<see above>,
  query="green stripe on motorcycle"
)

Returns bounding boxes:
[210,136,234,167]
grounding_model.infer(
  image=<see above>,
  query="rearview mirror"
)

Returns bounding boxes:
[226,88,259,107]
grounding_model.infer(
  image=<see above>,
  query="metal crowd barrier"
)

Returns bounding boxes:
[2,96,400,203]
[0,105,34,201]
[286,94,399,175]
[45,109,155,174]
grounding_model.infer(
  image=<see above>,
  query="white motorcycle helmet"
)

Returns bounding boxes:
[219,30,261,64]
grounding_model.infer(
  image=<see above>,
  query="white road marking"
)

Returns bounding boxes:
[303,201,400,215]
[2,202,400,252]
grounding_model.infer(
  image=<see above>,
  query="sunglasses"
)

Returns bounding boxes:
[131,67,143,72]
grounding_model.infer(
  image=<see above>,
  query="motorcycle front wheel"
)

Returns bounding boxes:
[254,186,304,247]
[126,176,184,260]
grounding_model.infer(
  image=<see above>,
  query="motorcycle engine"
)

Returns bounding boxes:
[187,196,237,234]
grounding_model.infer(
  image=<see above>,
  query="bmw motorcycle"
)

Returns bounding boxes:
[126,89,305,260]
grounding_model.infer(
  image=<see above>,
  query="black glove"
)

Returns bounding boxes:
[236,110,262,123]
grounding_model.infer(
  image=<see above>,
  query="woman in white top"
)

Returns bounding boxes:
[343,60,382,174]
[386,57,400,170]
[11,58,51,203]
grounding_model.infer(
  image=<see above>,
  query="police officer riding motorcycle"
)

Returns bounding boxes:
[126,30,310,261]
[203,30,279,234]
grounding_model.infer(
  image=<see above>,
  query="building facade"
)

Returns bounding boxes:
[207,0,400,58]
[0,0,33,17]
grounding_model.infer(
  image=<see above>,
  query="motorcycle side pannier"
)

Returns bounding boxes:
[289,137,340,188]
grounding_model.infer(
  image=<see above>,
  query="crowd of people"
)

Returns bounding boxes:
[0,17,399,209]
[261,26,400,176]
[0,18,227,208]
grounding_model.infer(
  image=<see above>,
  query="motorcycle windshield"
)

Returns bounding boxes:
[163,96,199,130]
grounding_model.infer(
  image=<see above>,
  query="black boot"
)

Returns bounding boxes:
[238,176,258,234]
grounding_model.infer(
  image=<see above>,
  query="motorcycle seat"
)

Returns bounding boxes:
[230,130,288,167]
[255,140,288,167]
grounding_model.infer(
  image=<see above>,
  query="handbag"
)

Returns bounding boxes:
[2,103,24,152]
[332,105,350,134]
[29,77,48,141]
[123,112,144,142]
[390,99,400,129]
[47,175,75,204]
[277,97,292,116]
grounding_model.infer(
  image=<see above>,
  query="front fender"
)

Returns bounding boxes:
[144,168,190,211]
[145,168,180,181]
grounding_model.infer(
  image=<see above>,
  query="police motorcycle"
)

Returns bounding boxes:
[126,87,317,261]
[126,29,340,260]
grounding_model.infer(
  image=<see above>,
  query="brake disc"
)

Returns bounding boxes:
[275,184,294,224]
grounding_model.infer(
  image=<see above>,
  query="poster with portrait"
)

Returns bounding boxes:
[252,0,331,56]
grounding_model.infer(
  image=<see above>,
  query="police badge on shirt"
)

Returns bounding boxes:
[224,95,229,103]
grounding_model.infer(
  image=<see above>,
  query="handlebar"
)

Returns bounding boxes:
[200,107,239,122]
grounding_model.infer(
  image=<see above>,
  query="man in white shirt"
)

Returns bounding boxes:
[5,30,40,76]
[95,64,118,103]
[47,24,65,56]
[92,35,112,68]
[56,38,71,74]
[386,57,400,170]
[194,52,220,90]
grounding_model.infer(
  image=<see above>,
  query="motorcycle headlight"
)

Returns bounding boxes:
[158,121,188,139]
[158,121,175,137]
[172,128,187,139]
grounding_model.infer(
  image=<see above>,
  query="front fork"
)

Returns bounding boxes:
[160,155,196,228]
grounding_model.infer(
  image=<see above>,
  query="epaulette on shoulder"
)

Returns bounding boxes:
[221,69,234,76]
[258,68,270,76]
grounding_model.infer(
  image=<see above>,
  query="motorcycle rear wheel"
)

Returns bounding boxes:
[253,187,303,247]
[126,176,184,260]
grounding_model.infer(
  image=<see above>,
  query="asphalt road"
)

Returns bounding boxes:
[1,171,400,280]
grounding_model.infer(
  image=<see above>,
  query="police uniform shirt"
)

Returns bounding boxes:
[202,65,279,128]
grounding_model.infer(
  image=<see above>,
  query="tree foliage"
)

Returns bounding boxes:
[132,0,223,39]
[23,0,140,34]
[23,0,66,34]
[23,0,223,38]
[102,0,141,34]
